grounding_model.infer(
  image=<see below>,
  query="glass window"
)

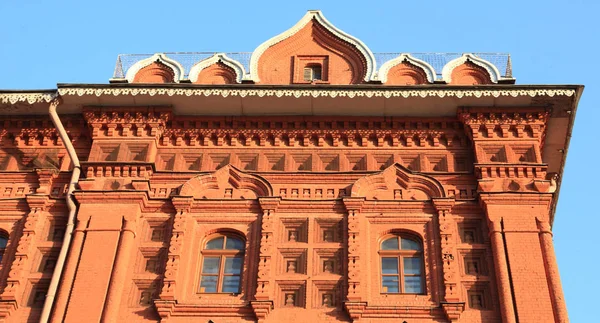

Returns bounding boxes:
[379,234,424,294]
[199,235,244,294]
[0,232,8,262]
[303,65,322,81]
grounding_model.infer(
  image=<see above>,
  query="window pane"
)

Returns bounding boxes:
[382,276,399,293]
[401,238,421,251]
[381,237,399,250]
[202,257,220,274]
[225,237,244,250]
[199,276,217,293]
[404,276,423,294]
[224,257,243,274]
[222,276,241,293]
[313,67,322,80]
[0,237,7,249]
[206,237,224,249]
[403,257,422,275]
[381,257,399,274]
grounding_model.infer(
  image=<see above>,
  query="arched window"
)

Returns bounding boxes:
[379,234,424,294]
[0,231,8,262]
[199,234,245,294]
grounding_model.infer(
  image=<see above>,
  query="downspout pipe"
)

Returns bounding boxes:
[40,97,81,323]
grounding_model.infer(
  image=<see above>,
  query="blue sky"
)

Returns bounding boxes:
[1,0,597,321]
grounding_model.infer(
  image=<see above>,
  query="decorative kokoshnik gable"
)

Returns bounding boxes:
[112,11,512,86]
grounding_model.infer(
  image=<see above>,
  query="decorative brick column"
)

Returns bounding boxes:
[251,198,280,321]
[0,194,49,312]
[156,196,192,319]
[342,197,366,321]
[433,198,464,322]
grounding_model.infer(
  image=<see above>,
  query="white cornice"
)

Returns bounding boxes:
[0,92,56,104]
[56,87,576,99]
[442,53,501,84]
[125,53,185,83]
[378,54,437,83]
[248,10,376,82]
[188,53,246,84]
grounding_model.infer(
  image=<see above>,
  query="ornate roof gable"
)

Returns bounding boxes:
[378,54,437,84]
[125,53,185,83]
[249,10,376,83]
[189,53,246,84]
[442,53,501,84]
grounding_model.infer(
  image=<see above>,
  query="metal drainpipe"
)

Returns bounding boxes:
[39,97,81,323]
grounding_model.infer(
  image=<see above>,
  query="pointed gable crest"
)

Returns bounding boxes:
[351,163,445,200]
[179,165,272,199]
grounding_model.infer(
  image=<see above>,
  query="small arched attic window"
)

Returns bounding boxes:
[126,53,185,84]
[442,54,501,85]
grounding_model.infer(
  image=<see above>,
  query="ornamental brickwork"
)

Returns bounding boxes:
[0,9,579,323]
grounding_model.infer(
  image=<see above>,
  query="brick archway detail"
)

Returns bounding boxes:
[350,163,445,200]
[179,164,273,199]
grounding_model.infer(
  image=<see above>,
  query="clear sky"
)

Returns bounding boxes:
[1,0,597,321]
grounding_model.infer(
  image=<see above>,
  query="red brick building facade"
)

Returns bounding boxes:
[0,11,582,323]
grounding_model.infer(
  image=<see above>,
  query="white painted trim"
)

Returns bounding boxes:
[56,87,576,99]
[441,53,501,84]
[248,10,376,82]
[188,53,246,83]
[125,53,185,83]
[378,54,436,83]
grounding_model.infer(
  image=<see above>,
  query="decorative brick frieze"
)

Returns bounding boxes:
[83,107,171,140]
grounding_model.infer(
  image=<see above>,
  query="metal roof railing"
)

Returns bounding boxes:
[112,52,512,80]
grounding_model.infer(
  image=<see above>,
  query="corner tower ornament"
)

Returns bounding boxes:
[249,10,376,83]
